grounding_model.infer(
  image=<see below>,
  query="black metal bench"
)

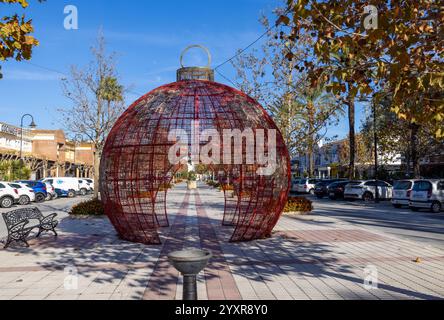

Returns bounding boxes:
[2,208,58,248]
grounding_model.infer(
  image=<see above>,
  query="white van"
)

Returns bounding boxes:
[409,180,444,213]
[42,178,80,198]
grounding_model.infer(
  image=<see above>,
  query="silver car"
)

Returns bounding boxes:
[392,180,419,208]
[296,178,321,195]
[409,180,444,213]
[344,180,393,202]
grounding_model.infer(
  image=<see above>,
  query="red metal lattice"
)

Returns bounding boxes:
[100,79,291,245]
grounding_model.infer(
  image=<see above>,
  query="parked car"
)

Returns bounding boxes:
[15,181,47,203]
[78,179,92,196]
[344,180,393,202]
[291,179,301,193]
[409,180,444,213]
[327,181,351,200]
[0,182,20,208]
[314,179,346,199]
[392,180,418,208]
[296,178,321,194]
[84,178,94,191]
[42,177,79,198]
[41,180,58,200]
[8,182,35,205]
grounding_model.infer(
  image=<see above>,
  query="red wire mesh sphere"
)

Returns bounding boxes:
[100,80,291,245]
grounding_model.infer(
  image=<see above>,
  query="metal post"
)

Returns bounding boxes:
[19,114,36,160]
[373,101,379,203]
[182,275,198,300]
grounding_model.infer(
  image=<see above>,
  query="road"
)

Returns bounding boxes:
[302,193,444,250]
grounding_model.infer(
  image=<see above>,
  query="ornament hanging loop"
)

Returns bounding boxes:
[180,45,212,69]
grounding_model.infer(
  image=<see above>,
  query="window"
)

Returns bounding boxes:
[365,181,377,186]
[394,181,412,190]
[0,183,4,189]
[438,181,444,190]
[413,181,432,192]
[9,184,21,189]
[377,181,389,187]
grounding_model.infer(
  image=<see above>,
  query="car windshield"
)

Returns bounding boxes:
[9,184,21,189]
[299,179,307,184]
[348,181,362,186]
[394,181,412,190]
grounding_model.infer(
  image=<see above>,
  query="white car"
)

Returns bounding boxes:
[43,181,58,200]
[0,182,20,208]
[84,178,94,191]
[296,178,321,194]
[409,180,444,213]
[78,179,92,196]
[344,180,393,202]
[8,182,36,205]
[392,180,418,208]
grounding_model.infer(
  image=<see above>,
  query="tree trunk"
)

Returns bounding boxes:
[93,151,100,199]
[410,123,421,179]
[348,96,356,180]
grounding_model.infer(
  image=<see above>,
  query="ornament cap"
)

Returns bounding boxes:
[177,45,214,81]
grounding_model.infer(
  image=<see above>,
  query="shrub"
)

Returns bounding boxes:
[284,197,313,213]
[187,171,197,181]
[158,183,173,191]
[70,199,105,216]
[219,184,234,192]
[207,180,220,188]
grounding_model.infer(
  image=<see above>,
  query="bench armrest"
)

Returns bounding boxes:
[41,213,58,224]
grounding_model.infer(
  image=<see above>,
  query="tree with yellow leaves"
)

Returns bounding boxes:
[0,0,44,77]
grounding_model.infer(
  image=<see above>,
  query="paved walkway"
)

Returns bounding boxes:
[0,183,443,300]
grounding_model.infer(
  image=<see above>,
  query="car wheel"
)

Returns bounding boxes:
[0,196,14,208]
[393,204,402,209]
[19,195,30,205]
[431,202,441,213]
[410,207,419,212]
[363,192,374,202]
[80,188,87,196]
[35,193,46,203]
[67,190,76,198]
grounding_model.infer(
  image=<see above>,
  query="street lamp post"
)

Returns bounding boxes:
[373,101,379,203]
[72,134,83,178]
[19,114,37,160]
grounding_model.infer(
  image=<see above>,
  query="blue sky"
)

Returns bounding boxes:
[0,0,366,139]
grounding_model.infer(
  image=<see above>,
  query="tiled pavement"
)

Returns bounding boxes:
[0,183,443,300]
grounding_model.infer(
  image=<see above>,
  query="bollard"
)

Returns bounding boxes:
[168,248,212,301]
